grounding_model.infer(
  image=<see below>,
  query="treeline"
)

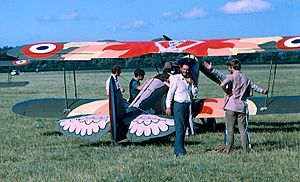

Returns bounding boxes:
[0,46,300,73]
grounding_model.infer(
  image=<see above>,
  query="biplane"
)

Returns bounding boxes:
[0,60,30,87]
[5,35,300,144]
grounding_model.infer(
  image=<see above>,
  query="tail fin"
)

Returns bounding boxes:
[108,76,126,145]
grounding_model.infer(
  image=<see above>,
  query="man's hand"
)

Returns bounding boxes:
[262,89,269,95]
[185,77,194,84]
[165,107,172,116]
[203,61,212,70]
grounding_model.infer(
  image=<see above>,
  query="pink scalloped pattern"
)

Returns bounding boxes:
[59,114,110,136]
[128,114,174,137]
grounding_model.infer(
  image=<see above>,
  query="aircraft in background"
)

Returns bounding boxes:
[5,35,300,144]
[10,69,22,76]
[0,60,30,87]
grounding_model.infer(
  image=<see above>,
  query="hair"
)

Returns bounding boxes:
[111,65,121,74]
[163,68,171,73]
[226,58,241,70]
[160,72,170,81]
[179,63,190,68]
[179,63,191,74]
[164,61,172,70]
[134,68,145,77]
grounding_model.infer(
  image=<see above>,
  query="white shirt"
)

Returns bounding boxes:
[166,74,198,108]
[106,74,122,95]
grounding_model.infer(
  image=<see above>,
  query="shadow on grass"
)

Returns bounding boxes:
[41,131,63,136]
[195,121,300,133]
[79,136,202,148]
[251,141,300,151]
[250,121,300,126]
[80,139,174,148]
[250,127,300,133]
[195,123,225,133]
[250,121,300,133]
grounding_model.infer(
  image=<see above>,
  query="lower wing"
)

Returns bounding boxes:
[193,96,300,118]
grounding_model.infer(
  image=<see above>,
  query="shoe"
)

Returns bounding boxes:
[214,143,226,152]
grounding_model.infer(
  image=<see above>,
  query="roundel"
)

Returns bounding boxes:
[277,37,300,50]
[13,60,30,66]
[21,42,64,59]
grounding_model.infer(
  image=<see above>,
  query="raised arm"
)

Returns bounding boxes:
[203,61,226,82]
[204,61,268,95]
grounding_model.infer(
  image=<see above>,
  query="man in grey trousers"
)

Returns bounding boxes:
[205,59,268,153]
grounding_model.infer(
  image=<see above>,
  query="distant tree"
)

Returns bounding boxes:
[0,46,14,60]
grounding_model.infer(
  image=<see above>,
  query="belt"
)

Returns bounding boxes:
[174,100,191,104]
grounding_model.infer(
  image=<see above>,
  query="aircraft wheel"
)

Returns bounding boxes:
[206,118,217,132]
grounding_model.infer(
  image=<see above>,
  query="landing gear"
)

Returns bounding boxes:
[201,118,217,132]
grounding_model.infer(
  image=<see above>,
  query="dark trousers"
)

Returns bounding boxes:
[225,109,250,153]
[173,101,190,155]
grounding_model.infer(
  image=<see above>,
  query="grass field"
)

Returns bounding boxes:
[0,64,299,181]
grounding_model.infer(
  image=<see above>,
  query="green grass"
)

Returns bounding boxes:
[0,65,300,181]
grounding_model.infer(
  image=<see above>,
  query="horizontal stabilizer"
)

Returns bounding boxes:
[126,114,175,142]
[57,114,110,140]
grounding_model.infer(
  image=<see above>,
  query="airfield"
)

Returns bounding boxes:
[0,64,299,181]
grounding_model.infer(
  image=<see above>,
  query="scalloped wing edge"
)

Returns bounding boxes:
[56,114,110,141]
[126,114,175,142]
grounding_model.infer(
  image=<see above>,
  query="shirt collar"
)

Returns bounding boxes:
[232,70,240,75]
[111,74,117,80]
[179,74,185,80]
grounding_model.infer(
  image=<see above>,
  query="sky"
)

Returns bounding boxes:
[1,0,299,47]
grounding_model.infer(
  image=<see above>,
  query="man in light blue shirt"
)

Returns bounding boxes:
[166,63,198,156]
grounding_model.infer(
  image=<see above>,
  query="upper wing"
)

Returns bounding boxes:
[6,36,300,60]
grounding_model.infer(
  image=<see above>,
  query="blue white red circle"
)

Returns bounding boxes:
[28,43,57,54]
[283,37,300,48]
[277,36,300,50]
[22,42,64,59]
[13,60,29,66]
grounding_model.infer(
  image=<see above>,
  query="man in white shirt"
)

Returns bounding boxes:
[166,63,198,156]
[105,65,125,96]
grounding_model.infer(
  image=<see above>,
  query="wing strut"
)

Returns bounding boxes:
[7,66,11,84]
[72,62,77,99]
[63,64,69,113]
[271,60,278,96]
[62,62,80,113]
[159,54,166,69]
[152,54,161,74]
[263,58,278,110]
